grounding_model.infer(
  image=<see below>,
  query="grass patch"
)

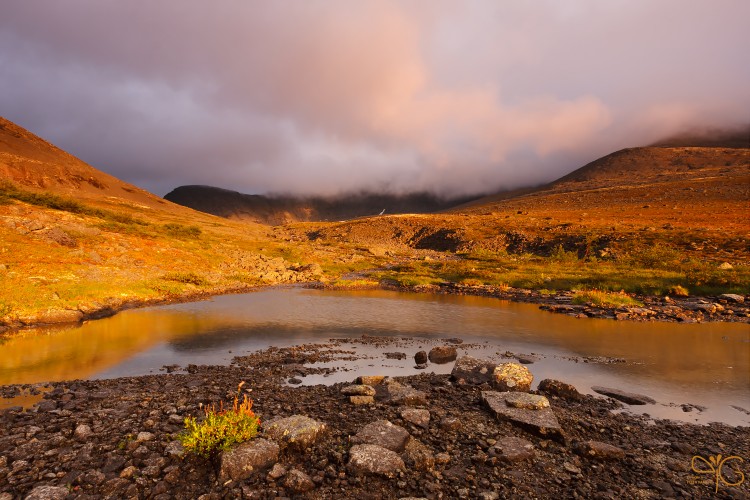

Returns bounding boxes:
[162,272,210,287]
[178,382,260,458]
[162,223,202,239]
[572,290,643,307]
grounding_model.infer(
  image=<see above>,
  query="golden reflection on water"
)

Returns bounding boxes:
[0,289,748,396]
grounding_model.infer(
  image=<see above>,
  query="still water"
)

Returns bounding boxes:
[1,288,748,425]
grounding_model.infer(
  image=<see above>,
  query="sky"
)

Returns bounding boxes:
[1,1,748,197]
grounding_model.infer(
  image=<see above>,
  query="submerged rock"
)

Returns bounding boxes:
[591,386,656,405]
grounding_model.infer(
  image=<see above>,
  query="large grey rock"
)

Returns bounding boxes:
[492,362,533,392]
[263,415,326,450]
[538,379,582,401]
[378,379,427,406]
[490,436,535,463]
[719,293,744,303]
[219,438,279,482]
[451,356,497,385]
[348,444,405,478]
[482,391,564,443]
[573,440,626,460]
[351,420,410,452]
[591,386,656,405]
[24,486,69,500]
[428,346,458,364]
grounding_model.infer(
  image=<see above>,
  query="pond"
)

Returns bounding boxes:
[1,288,748,425]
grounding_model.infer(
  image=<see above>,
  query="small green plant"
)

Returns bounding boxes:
[179,382,261,458]
[571,290,643,308]
[162,272,210,286]
[667,285,689,297]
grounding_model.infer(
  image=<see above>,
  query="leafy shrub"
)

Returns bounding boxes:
[163,223,202,239]
[179,383,261,458]
[572,290,643,307]
[667,285,689,297]
[549,244,579,263]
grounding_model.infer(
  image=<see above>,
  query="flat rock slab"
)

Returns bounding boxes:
[348,444,405,478]
[220,438,279,482]
[573,440,626,460]
[591,386,656,405]
[351,419,410,452]
[504,392,550,410]
[490,436,535,463]
[341,384,376,396]
[451,356,497,385]
[263,415,326,450]
[377,379,427,406]
[482,391,564,443]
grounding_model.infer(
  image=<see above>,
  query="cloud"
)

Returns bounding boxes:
[0,1,748,196]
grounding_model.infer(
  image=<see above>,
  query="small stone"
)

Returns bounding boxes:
[120,465,138,479]
[164,440,185,458]
[379,379,427,406]
[492,363,533,392]
[537,379,582,401]
[136,431,155,442]
[563,461,582,474]
[573,440,626,460]
[435,452,451,464]
[263,415,326,450]
[718,262,733,270]
[428,346,458,364]
[23,485,69,500]
[385,352,407,360]
[341,384,376,396]
[350,395,375,405]
[439,417,462,432]
[357,375,385,386]
[351,420,410,452]
[414,351,428,364]
[219,438,279,481]
[401,408,430,428]
[284,468,315,493]
[504,393,549,410]
[490,436,535,463]
[267,463,287,480]
[74,424,93,441]
[348,444,405,478]
[403,438,435,471]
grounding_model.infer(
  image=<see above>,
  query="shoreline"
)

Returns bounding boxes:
[1,343,748,499]
[1,280,748,335]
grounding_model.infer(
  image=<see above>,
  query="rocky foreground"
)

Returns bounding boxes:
[1,345,748,499]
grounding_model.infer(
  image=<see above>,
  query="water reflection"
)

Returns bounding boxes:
[1,288,748,424]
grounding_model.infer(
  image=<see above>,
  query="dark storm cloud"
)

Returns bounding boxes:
[1,1,748,196]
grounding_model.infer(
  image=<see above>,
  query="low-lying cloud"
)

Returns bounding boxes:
[1,1,748,196]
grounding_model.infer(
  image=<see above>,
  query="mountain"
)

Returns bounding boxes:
[164,185,474,225]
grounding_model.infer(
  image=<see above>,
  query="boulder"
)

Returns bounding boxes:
[719,293,744,304]
[538,379,582,401]
[591,386,656,405]
[341,384,376,396]
[219,438,279,482]
[482,391,564,443]
[348,444,405,478]
[490,436,535,463]
[400,408,430,428]
[492,363,533,392]
[351,420,410,452]
[451,356,496,385]
[573,440,626,460]
[263,415,326,450]
[428,346,458,364]
[284,468,315,493]
[414,351,428,364]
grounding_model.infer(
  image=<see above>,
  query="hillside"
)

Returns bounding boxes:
[164,185,473,225]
